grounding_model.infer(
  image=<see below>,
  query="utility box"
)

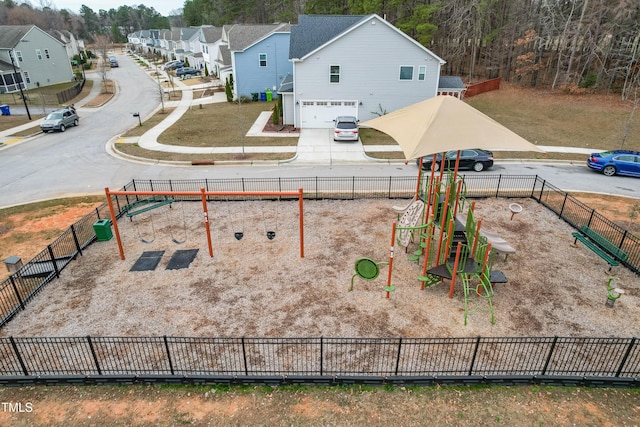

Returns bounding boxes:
[0,105,10,116]
[93,219,113,241]
[4,256,22,273]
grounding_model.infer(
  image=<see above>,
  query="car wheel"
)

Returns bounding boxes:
[603,165,616,176]
[473,162,485,172]
[73,119,79,126]
[59,124,66,132]
[42,130,48,133]
[432,162,440,172]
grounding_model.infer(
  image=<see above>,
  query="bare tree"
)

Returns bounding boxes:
[93,34,112,93]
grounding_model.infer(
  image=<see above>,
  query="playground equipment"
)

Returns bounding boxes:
[104,187,305,260]
[349,258,390,292]
[509,203,522,221]
[166,201,188,244]
[261,202,278,240]
[226,199,245,240]
[388,166,503,324]
[605,277,624,308]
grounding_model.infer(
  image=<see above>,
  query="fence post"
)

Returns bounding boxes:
[149,179,154,192]
[352,176,355,200]
[618,230,627,250]
[559,193,568,219]
[468,336,481,375]
[495,175,502,198]
[163,336,174,375]
[538,179,546,203]
[70,224,83,256]
[9,337,28,376]
[586,210,595,228]
[395,337,403,376]
[9,276,25,311]
[320,336,323,376]
[242,337,248,376]
[615,337,636,377]
[86,335,102,375]
[95,207,101,220]
[315,177,318,200]
[530,175,538,199]
[242,178,245,192]
[542,336,558,375]
[169,180,173,192]
[47,245,60,279]
[388,177,392,199]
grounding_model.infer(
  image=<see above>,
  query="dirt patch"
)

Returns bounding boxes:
[83,80,115,108]
[262,112,298,133]
[0,384,639,426]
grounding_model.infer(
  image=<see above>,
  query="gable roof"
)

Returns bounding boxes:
[227,23,290,52]
[0,25,32,49]
[289,15,366,59]
[290,14,445,64]
[201,26,222,43]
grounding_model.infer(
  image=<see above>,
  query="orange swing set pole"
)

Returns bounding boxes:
[386,221,397,299]
[105,187,126,260]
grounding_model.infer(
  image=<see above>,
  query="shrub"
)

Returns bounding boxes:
[272,104,280,125]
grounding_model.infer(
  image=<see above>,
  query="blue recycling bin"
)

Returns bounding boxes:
[259,92,266,102]
[0,105,10,116]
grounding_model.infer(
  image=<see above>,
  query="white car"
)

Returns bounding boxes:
[333,116,359,141]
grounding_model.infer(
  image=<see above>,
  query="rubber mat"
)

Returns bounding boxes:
[166,249,199,270]
[130,251,165,272]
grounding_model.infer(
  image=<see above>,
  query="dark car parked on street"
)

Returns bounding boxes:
[587,150,640,177]
[416,149,494,172]
[175,67,201,79]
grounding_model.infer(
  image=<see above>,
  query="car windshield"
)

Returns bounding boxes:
[46,112,62,120]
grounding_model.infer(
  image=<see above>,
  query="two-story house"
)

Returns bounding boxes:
[282,14,445,128]
[0,25,74,93]
[224,23,292,100]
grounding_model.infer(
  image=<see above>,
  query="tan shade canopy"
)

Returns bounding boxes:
[360,95,545,160]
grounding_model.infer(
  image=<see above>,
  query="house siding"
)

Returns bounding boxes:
[293,16,441,127]
[234,32,292,99]
[19,27,74,90]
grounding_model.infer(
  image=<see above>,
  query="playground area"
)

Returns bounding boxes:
[1,187,638,339]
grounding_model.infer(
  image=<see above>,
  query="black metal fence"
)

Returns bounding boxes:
[0,336,638,387]
[0,176,638,386]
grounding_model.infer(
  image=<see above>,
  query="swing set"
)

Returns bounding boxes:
[105,187,305,261]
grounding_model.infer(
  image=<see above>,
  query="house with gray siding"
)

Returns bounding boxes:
[283,14,445,128]
[0,25,74,93]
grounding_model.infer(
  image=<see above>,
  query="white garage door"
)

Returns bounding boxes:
[300,100,359,128]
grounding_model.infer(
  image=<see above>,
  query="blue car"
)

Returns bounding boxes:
[587,150,640,177]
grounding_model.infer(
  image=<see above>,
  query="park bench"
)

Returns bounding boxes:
[571,226,628,272]
[123,197,175,219]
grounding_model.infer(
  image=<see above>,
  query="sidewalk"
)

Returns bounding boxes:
[1,59,603,163]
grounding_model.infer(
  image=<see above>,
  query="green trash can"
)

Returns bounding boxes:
[93,219,113,241]
[266,91,273,102]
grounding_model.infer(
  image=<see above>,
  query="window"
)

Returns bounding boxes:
[23,71,31,84]
[418,66,426,81]
[44,49,50,59]
[399,66,413,80]
[36,49,42,60]
[330,65,340,83]
[259,53,267,67]
[15,51,23,62]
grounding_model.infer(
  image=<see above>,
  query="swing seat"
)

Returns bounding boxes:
[349,258,389,291]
